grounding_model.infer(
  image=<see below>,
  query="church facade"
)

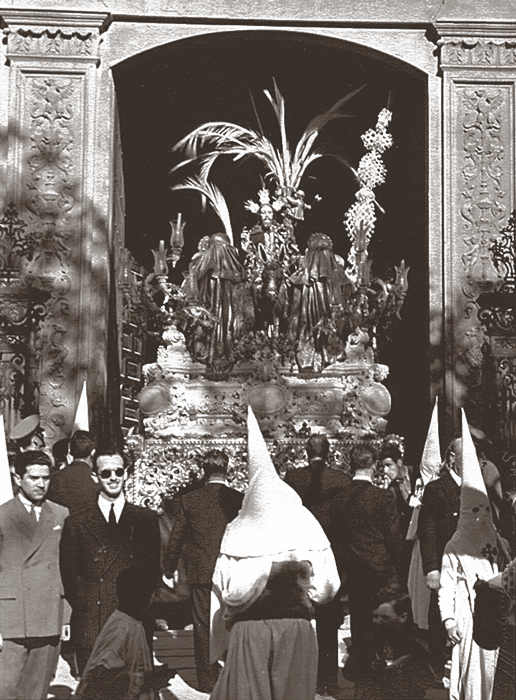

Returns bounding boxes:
[0,0,514,465]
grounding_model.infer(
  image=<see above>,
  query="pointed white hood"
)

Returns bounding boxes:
[220,407,330,558]
[446,409,499,583]
[0,415,13,506]
[420,396,441,486]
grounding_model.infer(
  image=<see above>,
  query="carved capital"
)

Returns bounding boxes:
[438,37,516,69]
[1,10,111,62]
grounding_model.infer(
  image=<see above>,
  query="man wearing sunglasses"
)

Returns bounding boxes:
[59,451,161,675]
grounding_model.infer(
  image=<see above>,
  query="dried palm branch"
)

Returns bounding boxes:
[172,175,234,244]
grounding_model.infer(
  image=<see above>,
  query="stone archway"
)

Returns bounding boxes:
[112,30,429,460]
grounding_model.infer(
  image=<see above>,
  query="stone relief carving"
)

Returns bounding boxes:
[460,86,507,298]
[16,72,83,440]
[6,28,97,58]
[440,38,516,67]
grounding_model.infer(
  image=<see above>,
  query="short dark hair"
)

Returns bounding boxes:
[199,449,229,478]
[93,451,130,473]
[349,444,377,474]
[306,434,330,463]
[372,585,412,618]
[52,438,69,464]
[70,430,95,459]
[15,450,53,477]
[380,443,403,463]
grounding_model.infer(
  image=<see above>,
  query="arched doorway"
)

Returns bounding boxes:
[112,30,428,461]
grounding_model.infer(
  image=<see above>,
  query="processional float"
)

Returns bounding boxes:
[126,82,410,509]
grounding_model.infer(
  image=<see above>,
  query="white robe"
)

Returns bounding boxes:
[439,547,499,700]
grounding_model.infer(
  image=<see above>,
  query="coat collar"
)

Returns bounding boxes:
[7,497,56,559]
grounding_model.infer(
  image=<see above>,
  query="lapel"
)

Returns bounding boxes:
[84,501,112,547]
[7,495,36,543]
[101,502,135,577]
[83,501,134,578]
[440,470,460,512]
[25,501,55,561]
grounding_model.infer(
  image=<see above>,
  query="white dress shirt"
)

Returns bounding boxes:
[98,492,125,523]
[18,492,42,520]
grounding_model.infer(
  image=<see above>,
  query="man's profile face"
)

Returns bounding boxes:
[96,454,126,500]
[16,463,50,505]
[446,438,462,477]
[373,601,407,629]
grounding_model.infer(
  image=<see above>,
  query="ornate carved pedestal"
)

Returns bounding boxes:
[127,328,391,509]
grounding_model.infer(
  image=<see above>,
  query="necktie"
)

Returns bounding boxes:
[109,503,117,526]
[28,504,38,535]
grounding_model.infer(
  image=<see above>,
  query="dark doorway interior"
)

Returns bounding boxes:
[113,30,428,463]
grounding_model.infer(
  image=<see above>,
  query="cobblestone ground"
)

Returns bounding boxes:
[47,616,449,700]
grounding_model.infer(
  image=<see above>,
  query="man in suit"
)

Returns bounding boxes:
[47,430,99,513]
[0,450,69,700]
[418,437,461,677]
[164,449,243,692]
[59,451,161,674]
[330,444,403,677]
[285,434,351,697]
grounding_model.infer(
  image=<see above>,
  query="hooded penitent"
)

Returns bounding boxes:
[210,406,340,662]
[447,409,499,590]
[437,410,500,700]
[407,396,442,629]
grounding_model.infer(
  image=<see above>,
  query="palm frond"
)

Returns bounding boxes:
[263,79,289,178]
[171,175,234,244]
[172,122,261,158]
[293,85,366,167]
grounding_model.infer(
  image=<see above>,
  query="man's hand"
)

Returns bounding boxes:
[445,620,462,645]
[426,570,440,589]
[61,624,70,642]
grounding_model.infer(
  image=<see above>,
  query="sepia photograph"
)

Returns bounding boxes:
[0,1,514,699]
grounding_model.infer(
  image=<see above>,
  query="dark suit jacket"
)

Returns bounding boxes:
[0,495,69,638]
[164,482,243,586]
[418,469,460,575]
[47,459,100,513]
[285,464,351,543]
[59,499,160,649]
[330,479,403,580]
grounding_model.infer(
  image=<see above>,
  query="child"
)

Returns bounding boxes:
[75,567,174,700]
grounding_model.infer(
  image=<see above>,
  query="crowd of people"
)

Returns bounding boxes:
[0,405,515,700]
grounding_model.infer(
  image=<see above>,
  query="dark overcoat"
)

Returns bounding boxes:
[164,482,243,585]
[418,469,460,575]
[330,479,403,579]
[59,500,161,649]
[285,465,351,541]
[47,459,100,513]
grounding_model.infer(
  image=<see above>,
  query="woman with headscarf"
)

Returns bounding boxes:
[209,407,341,700]
[438,410,502,700]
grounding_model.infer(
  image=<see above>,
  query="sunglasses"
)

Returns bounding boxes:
[99,467,125,479]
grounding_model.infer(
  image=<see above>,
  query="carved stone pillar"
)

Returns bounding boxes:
[0,10,112,442]
[435,19,516,439]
